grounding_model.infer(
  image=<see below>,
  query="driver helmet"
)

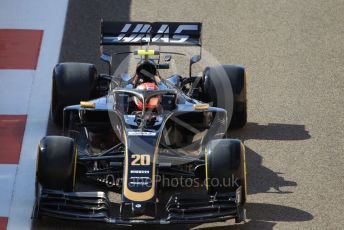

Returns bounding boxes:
[133,82,160,110]
[135,60,157,84]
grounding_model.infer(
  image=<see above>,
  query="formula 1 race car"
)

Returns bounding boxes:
[33,21,248,225]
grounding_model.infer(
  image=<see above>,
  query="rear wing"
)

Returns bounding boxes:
[100,21,202,46]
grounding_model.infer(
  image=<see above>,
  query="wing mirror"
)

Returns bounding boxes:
[101,52,112,64]
[189,55,201,77]
[164,55,172,62]
[190,55,201,65]
[100,53,112,75]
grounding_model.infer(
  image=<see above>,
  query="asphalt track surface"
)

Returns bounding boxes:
[34,0,344,229]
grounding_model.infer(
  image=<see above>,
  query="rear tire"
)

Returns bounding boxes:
[205,139,247,204]
[36,136,77,191]
[51,63,98,126]
[203,65,247,129]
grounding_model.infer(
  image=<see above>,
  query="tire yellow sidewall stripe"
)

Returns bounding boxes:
[72,145,78,191]
[205,148,209,191]
[241,142,248,200]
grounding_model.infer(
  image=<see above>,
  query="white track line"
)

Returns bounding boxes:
[5,1,69,229]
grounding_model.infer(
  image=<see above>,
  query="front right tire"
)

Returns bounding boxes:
[203,65,247,129]
[205,139,247,204]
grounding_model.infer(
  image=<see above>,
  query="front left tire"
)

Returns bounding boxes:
[36,136,77,191]
[51,62,98,126]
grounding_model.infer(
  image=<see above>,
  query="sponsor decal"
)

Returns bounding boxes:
[104,23,199,44]
[128,131,156,136]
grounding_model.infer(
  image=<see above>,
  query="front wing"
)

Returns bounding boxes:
[33,188,244,225]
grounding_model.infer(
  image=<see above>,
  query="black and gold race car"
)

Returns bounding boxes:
[33,21,248,225]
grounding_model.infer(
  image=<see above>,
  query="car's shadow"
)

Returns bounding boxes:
[230,122,311,195]
[230,122,311,141]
